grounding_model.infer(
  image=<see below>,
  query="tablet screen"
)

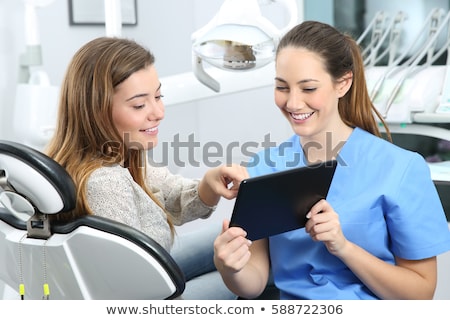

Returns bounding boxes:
[230,160,337,240]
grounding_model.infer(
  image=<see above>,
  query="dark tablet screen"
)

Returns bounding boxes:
[230,160,337,240]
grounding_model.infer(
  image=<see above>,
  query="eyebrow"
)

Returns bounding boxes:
[274,77,319,84]
[125,83,162,101]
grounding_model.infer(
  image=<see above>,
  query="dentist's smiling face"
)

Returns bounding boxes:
[274,47,345,141]
[112,65,164,150]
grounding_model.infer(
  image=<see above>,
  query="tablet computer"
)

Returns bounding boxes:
[229,160,337,241]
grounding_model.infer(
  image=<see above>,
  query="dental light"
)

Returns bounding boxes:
[191,0,298,92]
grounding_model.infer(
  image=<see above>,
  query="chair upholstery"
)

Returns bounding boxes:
[0,140,185,299]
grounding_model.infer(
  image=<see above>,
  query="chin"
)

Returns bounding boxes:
[144,138,158,150]
[291,124,314,138]
[124,137,158,150]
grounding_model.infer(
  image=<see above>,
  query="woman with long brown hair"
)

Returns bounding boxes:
[46,36,248,299]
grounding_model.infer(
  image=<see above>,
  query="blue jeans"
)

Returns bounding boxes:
[171,225,237,300]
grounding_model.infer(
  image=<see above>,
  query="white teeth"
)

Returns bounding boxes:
[291,112,313,120]
[143,127,157,132]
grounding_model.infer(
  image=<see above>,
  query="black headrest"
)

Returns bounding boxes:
[0,140,76,213]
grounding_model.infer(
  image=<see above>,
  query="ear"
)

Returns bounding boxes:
[336,71,353,98]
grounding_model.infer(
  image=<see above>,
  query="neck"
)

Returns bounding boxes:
[301,126,353,164]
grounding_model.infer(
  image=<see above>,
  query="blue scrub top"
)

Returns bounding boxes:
[247,127,450,300]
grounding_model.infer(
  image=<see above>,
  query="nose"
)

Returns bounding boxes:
[285,89,304,111]
[148,100,165,121]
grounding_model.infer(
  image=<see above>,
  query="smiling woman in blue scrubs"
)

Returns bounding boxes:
[213,20,450,300]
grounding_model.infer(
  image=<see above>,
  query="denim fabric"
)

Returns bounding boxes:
[171,225,237,300]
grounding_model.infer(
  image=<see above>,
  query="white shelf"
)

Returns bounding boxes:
[160,63,275,107]
[381,123,450,141]
[413,112,450,123]
[380,123,450,183]
[429,161,450,184]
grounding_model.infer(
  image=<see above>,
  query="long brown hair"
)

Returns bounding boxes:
[46,37,174,234]
[277,20,391,141]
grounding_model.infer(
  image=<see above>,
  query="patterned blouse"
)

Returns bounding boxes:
[86,164,215,251]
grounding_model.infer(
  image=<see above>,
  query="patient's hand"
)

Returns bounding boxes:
[198,164,249,206]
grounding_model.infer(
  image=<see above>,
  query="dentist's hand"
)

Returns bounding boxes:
[214,219,252,273]
[305,199,349,256]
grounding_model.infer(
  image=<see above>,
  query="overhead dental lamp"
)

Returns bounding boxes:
[191,0,298,92]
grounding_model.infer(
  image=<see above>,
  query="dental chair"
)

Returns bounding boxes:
[0,140,185,299]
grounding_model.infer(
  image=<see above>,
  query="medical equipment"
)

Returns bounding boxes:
[13,0,59,151]
[191,0,298,92]
[360,8,450,143]
[358,10,407,68]
[364,8,449,122]
[0,140,184,299]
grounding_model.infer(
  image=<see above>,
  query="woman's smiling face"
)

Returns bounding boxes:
[112,65,164,150]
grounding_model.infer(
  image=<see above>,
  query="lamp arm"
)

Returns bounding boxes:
[192,54,221,92]
[251,0,298,45]
[274,0,299,35]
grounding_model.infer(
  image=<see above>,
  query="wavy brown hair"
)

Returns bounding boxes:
[277,21,391,140]
[46,37,174,234]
